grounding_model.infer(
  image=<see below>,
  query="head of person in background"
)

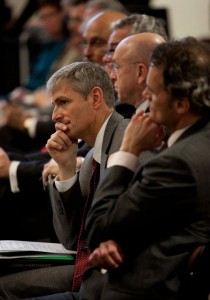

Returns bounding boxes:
[144,36,210,131]
[84,0,128,20]
[37,0,68,40]
[82,10,128,64]
[65,0,89,49]
[103,13,168,77]
[110,32,166,110]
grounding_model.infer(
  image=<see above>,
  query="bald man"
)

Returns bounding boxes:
[82,10,127,64]
[102,13,168,77]
[110,32,166,111]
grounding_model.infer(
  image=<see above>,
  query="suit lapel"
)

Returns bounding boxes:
[101,112,125,171]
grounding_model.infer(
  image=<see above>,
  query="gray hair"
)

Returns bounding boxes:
[111,13,168,40]
[47,62,115,107]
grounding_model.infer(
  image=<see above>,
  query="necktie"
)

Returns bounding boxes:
[72,158,100,291]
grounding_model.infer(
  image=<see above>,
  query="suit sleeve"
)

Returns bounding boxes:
[86,153,196,253]
[51,177,84,250]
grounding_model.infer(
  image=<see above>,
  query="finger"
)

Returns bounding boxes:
[132,110,144,119]
[47,131,71,150]
[55,122,68,132]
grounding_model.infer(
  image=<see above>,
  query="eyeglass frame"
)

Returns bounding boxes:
[111,61,142,72]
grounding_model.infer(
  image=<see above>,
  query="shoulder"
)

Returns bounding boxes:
[107,111,130,132]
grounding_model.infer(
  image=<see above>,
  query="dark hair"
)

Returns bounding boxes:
[38,0,62,10]
[66,0,89,5]
[151,37,210,116]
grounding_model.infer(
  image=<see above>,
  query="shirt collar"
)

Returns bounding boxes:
[93,113,112,164]
[167,124,192,147]
[136,99,150,113]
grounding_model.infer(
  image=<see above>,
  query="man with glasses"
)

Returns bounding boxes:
[102,13,168,78]
[82,10,127,65]
[110,32,166,112]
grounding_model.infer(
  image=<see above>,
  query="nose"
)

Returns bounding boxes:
[102,52,112,64]
[52,106,62,123]
[110,69,117,81]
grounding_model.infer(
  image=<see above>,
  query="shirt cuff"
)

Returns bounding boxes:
[9,161,21,193]
[55,173,78,192]
[107,151,138,172]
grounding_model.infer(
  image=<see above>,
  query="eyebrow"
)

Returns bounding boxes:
[53,96,69,104]
[109,42,119,48]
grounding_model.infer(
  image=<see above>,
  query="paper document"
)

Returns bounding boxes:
[0,240,76,255]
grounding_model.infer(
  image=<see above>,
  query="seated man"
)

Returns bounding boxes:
[0,61,129,299]
[85,37,210,300]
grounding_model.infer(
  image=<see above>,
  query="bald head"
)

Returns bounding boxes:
[82,10,127,64]
[111,32,166,108]
[116,32,166,66]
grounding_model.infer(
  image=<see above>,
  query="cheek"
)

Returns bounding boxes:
[96,48,106,61]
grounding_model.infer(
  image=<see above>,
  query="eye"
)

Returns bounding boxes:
[59,99,68,105]
[111,62,121,72]
[90,39,106,48]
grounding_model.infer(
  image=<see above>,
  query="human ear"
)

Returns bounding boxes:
[89,87,103,109]
[138,63,148,83]
[176,97,190,114]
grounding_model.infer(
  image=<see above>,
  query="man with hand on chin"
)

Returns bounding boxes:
[85,37,210,300]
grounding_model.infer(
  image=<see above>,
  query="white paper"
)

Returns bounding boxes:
[0,240,76,255]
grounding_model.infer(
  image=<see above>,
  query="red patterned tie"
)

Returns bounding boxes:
[72,158,100,291]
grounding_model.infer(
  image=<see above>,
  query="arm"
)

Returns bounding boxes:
[86,113,195,255]
[86,156,196,255]
[45,122,87,249]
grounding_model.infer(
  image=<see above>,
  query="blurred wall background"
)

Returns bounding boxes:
[6,0,210,39]
[151,0,210,39]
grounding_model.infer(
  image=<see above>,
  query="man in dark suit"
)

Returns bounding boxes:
[44,61,130,293]
[0,61,130,299]
[85,37,210,300]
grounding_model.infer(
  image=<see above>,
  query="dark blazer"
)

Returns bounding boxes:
[0,119,55,154]
[86,118,210,300]
[51,112,130,250]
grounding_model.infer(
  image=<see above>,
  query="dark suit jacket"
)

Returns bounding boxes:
[51,112,130,250]
[0,119,55,154]
[86,118,210,300]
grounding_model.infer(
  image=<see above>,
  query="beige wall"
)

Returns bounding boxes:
[151,0,210,39]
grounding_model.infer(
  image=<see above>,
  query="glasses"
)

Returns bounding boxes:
[111,61,141,73]
[104,48,115,58]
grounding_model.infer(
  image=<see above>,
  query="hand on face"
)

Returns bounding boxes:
[46,122,78,180]
[120,110,165,156]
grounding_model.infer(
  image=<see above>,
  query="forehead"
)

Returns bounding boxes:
[113,41,131,62]
[51,80,74,96]
[109,25,131,47]
[83,18,111,41]
[147,65,164,89]
[68,3,85,18]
